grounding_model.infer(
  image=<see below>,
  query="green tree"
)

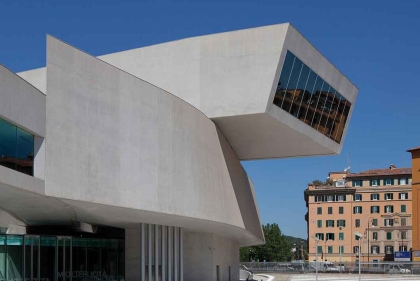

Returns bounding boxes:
[239,223,292,262]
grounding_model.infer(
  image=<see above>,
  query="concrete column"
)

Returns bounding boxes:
[168,227,172,280]
[162,226,166,281]
[155,225,159,281]
[141,224,146,281]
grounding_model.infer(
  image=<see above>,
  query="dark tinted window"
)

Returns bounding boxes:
[274,51,352,143]
[0,118,34,175]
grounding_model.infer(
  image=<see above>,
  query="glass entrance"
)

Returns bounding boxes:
[24,236,40,281]
[57,237,71,281]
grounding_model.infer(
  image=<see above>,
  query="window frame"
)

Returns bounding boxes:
[317,207,322,215]
[355,219,360,227]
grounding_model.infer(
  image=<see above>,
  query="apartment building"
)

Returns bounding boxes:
[305,165,412,263]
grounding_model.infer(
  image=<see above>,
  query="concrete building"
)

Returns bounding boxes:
[0,23,358,281]
[305,166,412,263]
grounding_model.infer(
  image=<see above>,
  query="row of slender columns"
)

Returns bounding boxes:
[139,223,183,281]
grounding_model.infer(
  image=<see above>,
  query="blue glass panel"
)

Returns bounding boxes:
[0,119,17,172]
[6,236,23,281]
[274,52,295,109]
[282,57,303,112]
[290,64,310,118]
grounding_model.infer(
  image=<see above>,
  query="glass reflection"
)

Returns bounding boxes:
[0,118,34,176]
[274,51,352,143]
[0,236,5,281]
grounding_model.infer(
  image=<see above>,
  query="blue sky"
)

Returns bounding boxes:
[1,0,420,238]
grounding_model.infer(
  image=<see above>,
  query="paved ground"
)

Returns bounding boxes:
[259,273,420,281]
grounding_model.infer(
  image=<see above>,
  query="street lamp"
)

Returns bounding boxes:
[355,231,363,281]
[311,235,320,281]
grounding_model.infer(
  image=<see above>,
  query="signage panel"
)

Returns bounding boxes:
[394,251,410,261]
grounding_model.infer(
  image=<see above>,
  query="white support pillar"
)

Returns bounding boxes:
[155,225,159,281]
[162,226,166,281]
[141,223,146,281]
[180,228,183,281]
[174,227,178,281]
[168,227,172,281]
[148,224,152,281]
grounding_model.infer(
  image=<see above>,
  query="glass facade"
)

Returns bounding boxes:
[0,235,124,281]
[274,51,352,143]
[0,118,34,176]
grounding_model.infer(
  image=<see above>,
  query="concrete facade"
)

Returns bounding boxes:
[0,23,358,281]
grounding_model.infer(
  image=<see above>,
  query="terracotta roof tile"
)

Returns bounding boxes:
[408,146,420,152]
[346,168,412,178]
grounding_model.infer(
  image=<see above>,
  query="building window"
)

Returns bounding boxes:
[326,220,334,227]
[326,233,335,241]
[353,246,359,254]
[337,220,346,227]
[354,194,362,201]
[317,220,322,228]
[401,231,407,240]
[385,179,393,186]
[401,218,407,226]
[401,205,407,213]
[385,245,394,254]
[355,219,360,227]
[384,219,394,227]
[371,206,379,214]
[384,205,394,213]
[328,246,333,254]
[371,246,380,254]
[372,232,378,241]
[337,195,345,201]
[353,181,362,187]
[399,193,408,200]
[399,245,408,251]
[274,50,351,143]
[371,194,379,200]
[339,246,344,254]
[315,233,324,240]
[370,179,379,187]
[317,207,322,214]
[339,232,344,240]
[385,193,393,200]
[353,206,362,214]
[315,196,323,202]
[372,219,378,227]
[317,246,323,254]
[386,232,392,240]
[339,206,344,214]
[327,195,334,202]
[399,178,407,185]
[328,207,333,214]
[0,118,35,176]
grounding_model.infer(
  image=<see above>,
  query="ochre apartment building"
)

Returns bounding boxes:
[305,165,412,263]
[408,147,420,260]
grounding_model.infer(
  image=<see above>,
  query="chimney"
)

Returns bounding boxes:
[389,164,396,170]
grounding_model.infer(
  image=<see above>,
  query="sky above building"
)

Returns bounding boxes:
[1,0,419,238]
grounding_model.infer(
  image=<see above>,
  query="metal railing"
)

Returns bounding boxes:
[240,261,420,275]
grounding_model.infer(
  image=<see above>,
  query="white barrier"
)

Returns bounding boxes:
[253,273,276,281]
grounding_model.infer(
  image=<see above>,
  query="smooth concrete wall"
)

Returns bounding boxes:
[17,67,47,94]
[0,65,46,137]
[45,36,263,244]
[183,232,239,281]
[99,24,289,118]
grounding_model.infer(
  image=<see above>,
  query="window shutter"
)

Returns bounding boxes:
[398,178,401,185]
[370,180,372,186]
[343,220,346,227]
[360,180,363,186]
[370,206,373,213]
[370,194,373,200]
[407,178,409,184]
[352,181,355,187]
[399,193,401,199]
[332,220,335,227]
[406,193,409,199]
[391,206,394,213]
[391,179,394,185]
[343,195,346,201]
[360,207,362,214]
[391,193,393,199]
